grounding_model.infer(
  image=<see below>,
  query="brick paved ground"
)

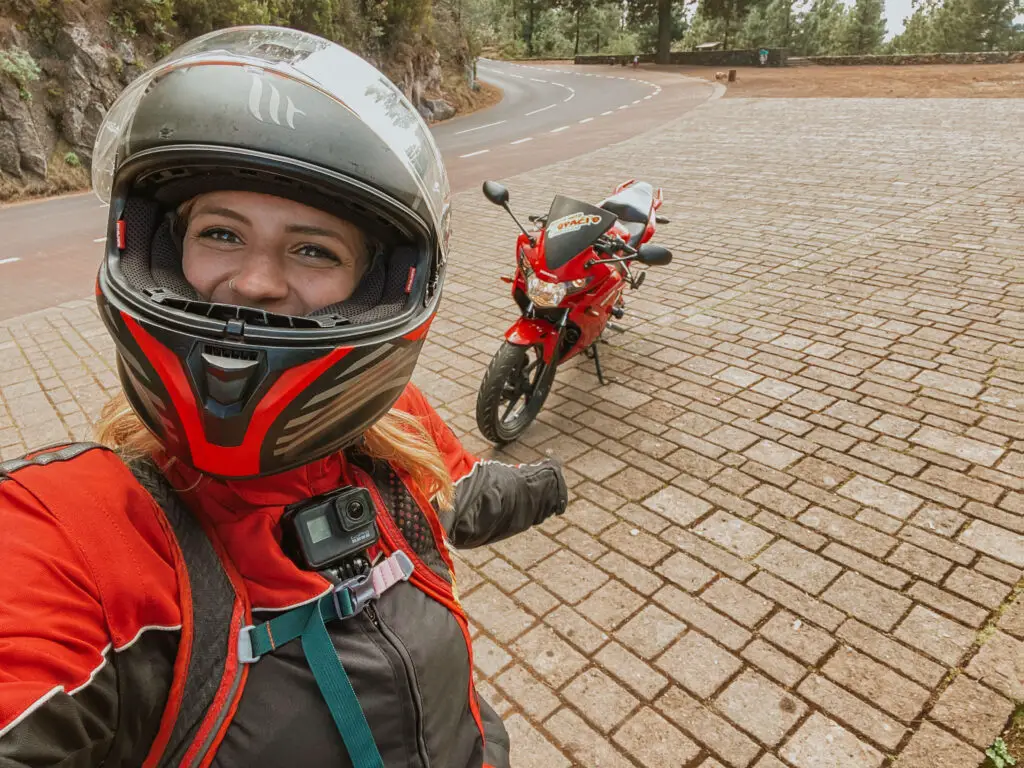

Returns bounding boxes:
[2,97,1023,766]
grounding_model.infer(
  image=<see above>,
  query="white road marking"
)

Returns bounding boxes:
[454,120,507,135]
[509,74,523,79]
[632,99,641,104]
[579,117,594,124]
[644,95,652,100]
[563,90,575,103]
[602,110,614,116]
[92,237,106,243]
[551,125,570,133]
[459,149,490,158]
[618,105,630,110]
[0,257,21,265]
[530,78,547,83]
[525,103,556,116]
[510,137,533,145]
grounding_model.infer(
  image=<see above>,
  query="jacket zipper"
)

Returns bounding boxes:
[362,603,431,768]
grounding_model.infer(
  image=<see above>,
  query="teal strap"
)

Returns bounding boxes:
[302,597,384,768]
[246,589,354,659]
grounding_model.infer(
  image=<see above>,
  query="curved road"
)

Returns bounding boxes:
[0,62,713,320]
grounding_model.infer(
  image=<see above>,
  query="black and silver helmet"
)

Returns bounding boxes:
[92,26,452,478]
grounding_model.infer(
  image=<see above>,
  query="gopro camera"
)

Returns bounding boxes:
[281,486,380,571]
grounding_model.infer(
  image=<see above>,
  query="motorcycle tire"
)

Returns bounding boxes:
[475,341,557,445]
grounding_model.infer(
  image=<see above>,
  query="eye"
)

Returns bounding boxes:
[294,244,342,264]
[198,227,242,245]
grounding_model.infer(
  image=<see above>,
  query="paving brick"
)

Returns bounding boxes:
[596,550,664,596]
[944,566,1010,609]
[965,630,1024,701]
[760,609,836,664]
[463,583,536,643]
[594,641,669,700]
[701,578,774,628]
[799,507,895,558]
[612,707,701,766]
[746,484,809,519]
[998,593,1024,639]
[661,527,757,581]
[655,631,742,699]
[822,647,930,723]
[600,522,671,567]
[576,580,646,631]
[572,449,628,481]
[893,721,984,768]
[744,439,803,470]
[512,624,588,687]
[613,605,685,659]
[823,571,912,631]
[798,674,906,750]
[755,539,841,595]
[505,713,571,768]
[544,605,609,654]
[898,525,975,566]
[895,605,976,666]
[642,485,712,526]
[473,635,513,677]
[563,667,639,733]
[741,639,806,688]
[715,670,807,746]
[492,528,559,569]
[494,664,560,721]
[654,586,752,651]
[930,675,1014,749]
[657,686,761,768]
[906,581,988,628]
[838,475,923,520]
[693,510,774,558]
[655,552,716,592]
[958,520,1024,568]
[976,555,1021,585]
[781,712,884,768]
[604,466,664,502]
[748,573,844,631]
[529,549,609,603]
[707,424,761,451]
[910,425,1004,467]
[886,542,953,582]
[836,619,945,688]
[544,708,636,768]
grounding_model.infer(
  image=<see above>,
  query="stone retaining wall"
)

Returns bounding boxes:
[575,49,787,67]
[799,50,1024,66]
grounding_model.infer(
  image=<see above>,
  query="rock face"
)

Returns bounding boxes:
[0,23,136,190]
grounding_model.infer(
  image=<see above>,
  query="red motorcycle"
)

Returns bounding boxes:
[475,178,673,444]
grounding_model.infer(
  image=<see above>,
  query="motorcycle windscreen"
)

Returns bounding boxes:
[543,195,619,270]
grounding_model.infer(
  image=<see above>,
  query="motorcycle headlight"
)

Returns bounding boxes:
[526,274,567,307]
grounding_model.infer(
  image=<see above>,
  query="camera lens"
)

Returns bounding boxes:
[347,500,365,521]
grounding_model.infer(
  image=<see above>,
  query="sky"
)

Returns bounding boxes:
[884,0,914,37]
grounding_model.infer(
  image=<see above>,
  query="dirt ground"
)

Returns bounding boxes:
[667,63,1024,98]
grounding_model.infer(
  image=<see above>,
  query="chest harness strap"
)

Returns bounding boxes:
[237,550,415,768]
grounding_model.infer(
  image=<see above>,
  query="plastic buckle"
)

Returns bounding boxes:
[331,573,374,619]
[394,550,415,580]
[237,625,258,664]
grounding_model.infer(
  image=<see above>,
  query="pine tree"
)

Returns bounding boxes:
[837,0,886,52]
[796,0,848,54]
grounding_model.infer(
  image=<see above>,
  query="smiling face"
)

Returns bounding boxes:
[180,190,371,316]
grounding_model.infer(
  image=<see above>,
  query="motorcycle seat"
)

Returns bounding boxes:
[621,221,646,248]
[600,182,655,224]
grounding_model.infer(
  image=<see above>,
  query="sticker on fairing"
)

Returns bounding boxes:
[548,213,604,238]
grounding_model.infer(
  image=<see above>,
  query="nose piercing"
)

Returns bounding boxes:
[229,278,237,292]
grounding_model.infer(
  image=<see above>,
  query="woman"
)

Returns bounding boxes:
[0,27,566,768]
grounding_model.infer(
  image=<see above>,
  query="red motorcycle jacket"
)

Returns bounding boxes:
[0,384,567,767]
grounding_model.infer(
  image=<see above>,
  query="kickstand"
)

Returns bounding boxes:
[588,343,607,385]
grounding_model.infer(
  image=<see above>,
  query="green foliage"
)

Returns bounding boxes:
[888,0,1021,52]
[837,0,886,52]
[986,738,1017,768]
[0,46,40,99]
[63,151,81,166]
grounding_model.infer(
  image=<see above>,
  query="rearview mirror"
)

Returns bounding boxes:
[637,243,673,267]
[482,180,510,207]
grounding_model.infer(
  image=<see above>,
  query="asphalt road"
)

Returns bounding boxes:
[0,61,713,320]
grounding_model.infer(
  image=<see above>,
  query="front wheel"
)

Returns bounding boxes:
[476,342,557,444]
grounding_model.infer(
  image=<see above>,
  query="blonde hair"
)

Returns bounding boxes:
[96,392,454,510]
